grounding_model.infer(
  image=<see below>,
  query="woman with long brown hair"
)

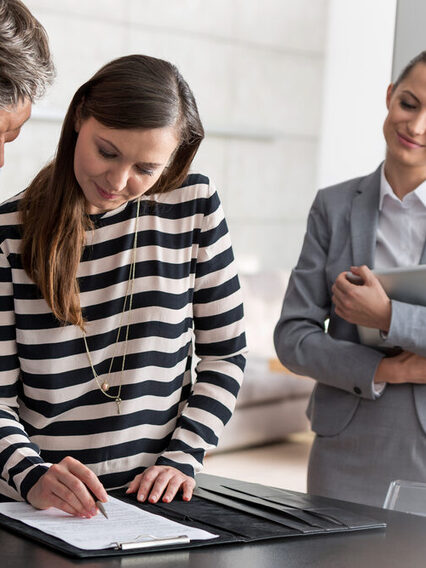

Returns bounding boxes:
[0,54,246,517]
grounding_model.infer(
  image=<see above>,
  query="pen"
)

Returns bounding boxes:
[87,487,108,519]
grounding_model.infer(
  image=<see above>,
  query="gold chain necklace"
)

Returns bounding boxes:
[82,198,140,415]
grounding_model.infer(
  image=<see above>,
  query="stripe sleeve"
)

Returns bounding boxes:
[0,249,49,499]
[156,185,247,476]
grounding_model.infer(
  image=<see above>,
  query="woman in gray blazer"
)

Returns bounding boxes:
[274,51,426,507]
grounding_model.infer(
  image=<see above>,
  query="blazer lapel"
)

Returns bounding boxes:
[419,239,426,265]
[350,165,382,268]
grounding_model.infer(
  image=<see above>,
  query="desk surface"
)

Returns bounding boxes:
[1,473,425,568]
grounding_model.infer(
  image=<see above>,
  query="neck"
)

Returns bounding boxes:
[384,155,426,199]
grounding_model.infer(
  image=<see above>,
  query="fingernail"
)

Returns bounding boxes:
[137,494,145,501]
[163,496,170,503]
[149,494,157,502]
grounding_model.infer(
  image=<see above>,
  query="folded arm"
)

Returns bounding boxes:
[274,192,385,401]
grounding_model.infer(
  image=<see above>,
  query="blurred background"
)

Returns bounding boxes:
[4,0,421,272]
[1,0,424,489]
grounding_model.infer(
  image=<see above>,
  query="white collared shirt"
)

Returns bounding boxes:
[375,166,426,269]
[373,167,426,395]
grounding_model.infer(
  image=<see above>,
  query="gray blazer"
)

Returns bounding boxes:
[274,165,426,436]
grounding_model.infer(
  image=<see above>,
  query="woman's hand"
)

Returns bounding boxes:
[27,456,108,517]
[375,351,426,385]
[126,465,195,503]
[332,265,391,331]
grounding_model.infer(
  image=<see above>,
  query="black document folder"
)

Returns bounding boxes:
[0,474,386,558]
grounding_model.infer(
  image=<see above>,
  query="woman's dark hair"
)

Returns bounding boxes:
[392,50,426,91]
[20,54,205,328]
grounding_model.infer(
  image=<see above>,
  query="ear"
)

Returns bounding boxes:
[385,84,394,110]
[74,102,84,133]
[74,114,82,133]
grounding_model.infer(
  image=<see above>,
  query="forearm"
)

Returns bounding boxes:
[157,353,245,474]
[0,408,50,499]
[275,318,385,400]
[0,251,49,498]
[168,182,246,472]
[382,301,426,356]
[374,351,426,385]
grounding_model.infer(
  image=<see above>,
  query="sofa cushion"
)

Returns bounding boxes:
[237,355,314,409]
[239,270,290,359]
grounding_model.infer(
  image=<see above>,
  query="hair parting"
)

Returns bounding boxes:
[20,55,204,329]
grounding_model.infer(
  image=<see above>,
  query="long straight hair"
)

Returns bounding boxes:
[20,55,204,328]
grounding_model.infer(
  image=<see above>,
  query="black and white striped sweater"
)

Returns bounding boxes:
[0,174,246,500]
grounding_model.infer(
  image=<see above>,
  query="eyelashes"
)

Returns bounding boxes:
[98,147,115,159]
[97,146,154,176]
[400,100,417,110]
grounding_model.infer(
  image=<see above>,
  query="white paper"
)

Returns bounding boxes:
[0,496,217,550]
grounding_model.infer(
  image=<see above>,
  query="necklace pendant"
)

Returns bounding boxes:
[101,382,110,392]
[116,397,122,414]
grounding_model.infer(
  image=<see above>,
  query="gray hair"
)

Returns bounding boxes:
[0,0,55,109]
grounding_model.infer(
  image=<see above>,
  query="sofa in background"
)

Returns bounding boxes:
[213,270,314,453]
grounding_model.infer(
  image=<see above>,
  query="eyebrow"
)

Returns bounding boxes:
[98,136,163,168]
[400,90,421,104]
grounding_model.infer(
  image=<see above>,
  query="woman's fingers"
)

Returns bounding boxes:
[65,456,108,503]
[27,457,107,517]
[126,466,195,504]
[163,476,195,503]
[126,475,142,495]
[332,267,391,329]
[48,490,83,517]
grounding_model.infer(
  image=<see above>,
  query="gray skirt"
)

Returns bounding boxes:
[308,383,426,508]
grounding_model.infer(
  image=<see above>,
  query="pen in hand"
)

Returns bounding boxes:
[87,487,108,519]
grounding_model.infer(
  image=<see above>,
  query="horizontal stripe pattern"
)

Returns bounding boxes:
[0,174,246,499]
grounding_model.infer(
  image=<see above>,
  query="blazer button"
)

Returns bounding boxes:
[353,386,362,395]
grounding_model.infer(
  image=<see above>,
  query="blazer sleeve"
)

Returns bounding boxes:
[380,300,426,356]
[274,190,385,401]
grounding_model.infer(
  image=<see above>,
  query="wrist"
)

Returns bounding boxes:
[21,464,50,503]
[374,356,401,384]
[379,299,392,333]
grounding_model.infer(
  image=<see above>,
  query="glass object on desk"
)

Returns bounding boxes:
[383,480,426,516]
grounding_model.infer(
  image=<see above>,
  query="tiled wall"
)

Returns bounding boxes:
[1,0,328,271]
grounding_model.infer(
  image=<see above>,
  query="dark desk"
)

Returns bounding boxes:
[1,474,425,568]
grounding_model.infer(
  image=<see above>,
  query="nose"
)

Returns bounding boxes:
[105,165,130,192]
[407,111,426,138]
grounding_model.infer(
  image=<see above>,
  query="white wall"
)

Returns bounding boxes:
[317,0,397,189]
[1,0,328,272]
[393,0,426,79]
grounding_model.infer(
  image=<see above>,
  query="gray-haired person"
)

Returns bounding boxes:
[0,0,54,167]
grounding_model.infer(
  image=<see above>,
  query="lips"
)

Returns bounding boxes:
[397,132,425,149]
[95,183,117,200]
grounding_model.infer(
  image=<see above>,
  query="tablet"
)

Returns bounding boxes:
[356,264,426,349]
